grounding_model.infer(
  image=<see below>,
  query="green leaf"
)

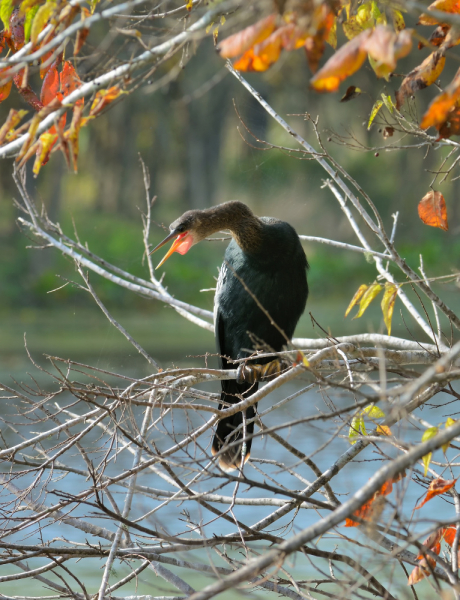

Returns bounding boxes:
[363,405,386,419]
[0,0,13,31]
[24,4,39,42]
[349,416,366,444]
[368,100,383,129]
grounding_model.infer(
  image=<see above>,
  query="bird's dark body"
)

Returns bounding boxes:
[213,217,309,469]
[152,201,308,470]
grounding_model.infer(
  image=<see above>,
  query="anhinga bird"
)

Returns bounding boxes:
[151,201,308,471]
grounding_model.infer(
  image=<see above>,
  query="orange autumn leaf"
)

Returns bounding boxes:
[421,67,460,129]
[416,529,443,559]
[418,191,448,231]
[218,14,277,59]
[234,29,284,71]
[345,473,404,527]
[89,86,124,116]
[40,59,59,106]
[418,0,460,26]
[396,51,446,110]
[408,556,436,585]
[377,425,392,436]
[345,497,376,527]
[442,526,457,546]
[415,477,456,509]
[310,29,371,92]
[0,77,12,103]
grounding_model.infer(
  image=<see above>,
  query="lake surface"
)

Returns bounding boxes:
[0,304,457,598]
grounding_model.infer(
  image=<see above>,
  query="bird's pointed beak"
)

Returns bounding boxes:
[150,230,193,269]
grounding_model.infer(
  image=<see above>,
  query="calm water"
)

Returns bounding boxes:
[1,306,457,598]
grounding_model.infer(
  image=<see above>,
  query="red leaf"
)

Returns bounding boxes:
[418,191,448,231]
[60,61,83,105]
[40,59,59,106]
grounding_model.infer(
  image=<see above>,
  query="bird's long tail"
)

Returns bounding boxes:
[211,378,258,472]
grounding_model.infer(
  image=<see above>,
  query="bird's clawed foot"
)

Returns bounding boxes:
[236,358,291,384]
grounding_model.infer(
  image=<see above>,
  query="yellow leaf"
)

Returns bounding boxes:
[368,99,383,129]
[349,416,366,444]
[391,9,405,31]
[377,425,392,436]
[32,131,57,175]
[0,108,28,145]
[363,405,386,419]
[31,0,57,46]
[17,113,40,163]
[354,283,383,319]
[423,452,432,476]
[381,283,398,335]
[327,18,337,48]
[422,426,439,442]
[382,93,396,114]
[345,284,368,317]
[443,417,456,452]
[0,0,13,31]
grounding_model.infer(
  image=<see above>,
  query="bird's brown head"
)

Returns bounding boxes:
[150,209,210,269]
[150,201,260,269]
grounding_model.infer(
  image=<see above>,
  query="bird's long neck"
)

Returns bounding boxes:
[201,202,264,253]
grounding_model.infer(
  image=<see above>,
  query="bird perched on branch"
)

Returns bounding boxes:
[151,201,308,471]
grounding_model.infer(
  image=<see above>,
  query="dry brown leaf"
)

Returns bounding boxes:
[396,51,446,110]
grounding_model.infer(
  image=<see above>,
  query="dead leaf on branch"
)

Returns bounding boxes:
[340,85,362,102]
[418,190,448,231]
[395,51,446,110]
[415,477,457,509]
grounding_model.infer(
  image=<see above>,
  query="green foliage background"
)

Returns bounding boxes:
[1,28,460,371]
